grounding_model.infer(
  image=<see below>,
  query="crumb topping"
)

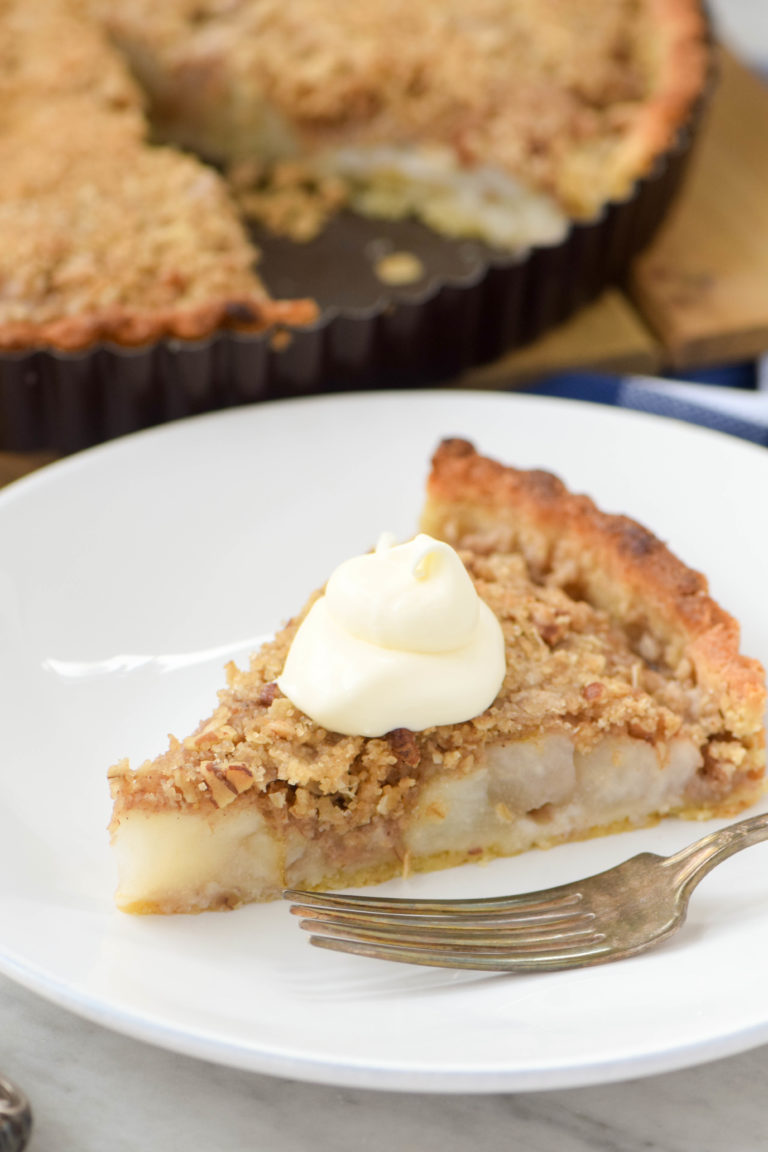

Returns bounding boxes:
[109,546,743,834]
[99,0,708,217]
[0,0,315,349]
[227,158,351,243]
[0,0,706,344]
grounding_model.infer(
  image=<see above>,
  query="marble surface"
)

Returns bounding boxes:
[2,970,768,1152]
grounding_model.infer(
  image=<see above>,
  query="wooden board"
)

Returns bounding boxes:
[458,289,660,390]
[0,450,56,489]
[2,50,767,488]
[630,51,768,367]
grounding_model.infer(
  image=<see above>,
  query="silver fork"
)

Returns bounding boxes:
[285,812,768,972]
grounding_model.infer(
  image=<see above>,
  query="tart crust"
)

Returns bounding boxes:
[108,440,766,914]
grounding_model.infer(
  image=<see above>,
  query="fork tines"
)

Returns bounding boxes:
[284,887,611,972]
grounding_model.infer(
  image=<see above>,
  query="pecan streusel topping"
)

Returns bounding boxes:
[99,0,708,216]
[0,0,315,349]
[109,546,743,832]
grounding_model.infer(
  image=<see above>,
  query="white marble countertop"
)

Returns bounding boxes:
[2,969,768,1152]
[4,5,768,1151]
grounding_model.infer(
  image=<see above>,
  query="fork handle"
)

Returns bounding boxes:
[663,812,768,893]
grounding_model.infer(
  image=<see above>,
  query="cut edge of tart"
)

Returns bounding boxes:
[99,0,711,246]
[107,439,766,914]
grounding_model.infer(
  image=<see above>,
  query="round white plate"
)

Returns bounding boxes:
[1,390,767,1093]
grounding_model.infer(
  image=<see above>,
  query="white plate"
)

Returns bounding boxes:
[1,390,767,1093]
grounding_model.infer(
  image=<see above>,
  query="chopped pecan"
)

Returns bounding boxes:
[532,609,568,647]
[173,769,209,806]
[258,682,279,706]
[223,763,256,795]
[199,761,242,808]
[184,715,236,749]
[582,681,604,701]
[386,728,421,769]
[536,621,562,646]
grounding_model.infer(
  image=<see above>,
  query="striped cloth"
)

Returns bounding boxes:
[522,372,768,448]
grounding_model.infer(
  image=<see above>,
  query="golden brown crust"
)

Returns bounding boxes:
[582,0,710,204]
[0,298,317,353]
[422,438,766,757]
[0,0,316,352]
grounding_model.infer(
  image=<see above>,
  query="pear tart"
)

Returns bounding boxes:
[0,0,709,350]
[98,0,709,247]
[108,441,766,914]
[0,0,710,449]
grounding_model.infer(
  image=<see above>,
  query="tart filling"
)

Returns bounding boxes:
[110,733,712,914]
[108,441,766,914]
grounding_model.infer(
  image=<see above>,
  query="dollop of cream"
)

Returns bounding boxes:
[277,533,506,737]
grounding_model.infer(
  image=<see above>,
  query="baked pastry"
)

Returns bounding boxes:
[0,0,315,352]
[0,0,709,405]
[108,440,766,914]
[98,0,710,248]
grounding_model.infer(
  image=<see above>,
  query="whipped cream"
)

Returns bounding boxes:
[277,533,506,737]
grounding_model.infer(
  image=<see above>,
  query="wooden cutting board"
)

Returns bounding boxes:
[2,49,767,488]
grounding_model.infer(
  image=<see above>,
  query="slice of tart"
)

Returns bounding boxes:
[108,439,766,914]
